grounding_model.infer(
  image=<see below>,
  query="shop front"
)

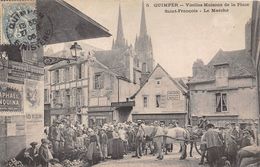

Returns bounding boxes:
[88,106,113,128]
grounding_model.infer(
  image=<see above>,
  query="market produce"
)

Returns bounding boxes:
[61,159,85,167]
[5,158,24,167]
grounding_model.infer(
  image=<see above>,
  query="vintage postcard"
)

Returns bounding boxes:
[0,0,260,167]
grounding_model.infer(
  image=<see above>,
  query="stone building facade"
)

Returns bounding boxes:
[189,49,258,126]
[131,64,188,126]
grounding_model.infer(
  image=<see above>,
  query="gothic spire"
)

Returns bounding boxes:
[116,4,124,42]
[140,1,147,37]
[112,4,128,49]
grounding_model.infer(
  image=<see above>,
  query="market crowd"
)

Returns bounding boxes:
[20,119,144,167]
[16,117,260,167]
[196,117,259,167]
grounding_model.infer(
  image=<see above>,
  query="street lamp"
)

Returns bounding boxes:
[70,42,82,58]
[44,42,82,66]
[70,42,82,123]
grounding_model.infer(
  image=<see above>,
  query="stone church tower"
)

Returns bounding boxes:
[134,1,154,73]
[112,4,128,50]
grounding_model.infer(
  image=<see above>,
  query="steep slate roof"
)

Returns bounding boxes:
[189,49,256,84]
[94,48,129,77]
[130,64,188,99]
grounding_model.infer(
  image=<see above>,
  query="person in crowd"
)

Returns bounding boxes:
[225,133,238,167]
[106,125,114,157]
[118,125,128,155]
[245,123,255,142]
[135,120,145,158]
[24,142,39,167]
[51,120,62,158]
[230,123,239,143]
[201,123,224,167]
[99,128,108,160]
[58,121,65,153]
[48,121,56,143]
[174,121,179,128]
[111,126,124,159]
[240,129,254,148]
[39,139,53,167]
[63,123,76,152]
[198,116,208,130]
[127,125,136,152]
[86,128,102,166]
[199,131,207,165]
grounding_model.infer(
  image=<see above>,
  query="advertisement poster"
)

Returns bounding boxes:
[0,81,23,114]
[24,79,44,122]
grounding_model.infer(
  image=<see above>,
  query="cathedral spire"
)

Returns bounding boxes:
[116,4,124,42]
[135,1,154,73]
[112,4,128,50]
[140,1,147,37]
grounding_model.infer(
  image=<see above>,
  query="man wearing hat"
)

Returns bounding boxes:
[24,142,39,167]
[230,122,239,144]
[240,129,254,148]
[198,116,208,130]
[39,139,53,167]
[201,123,224,167]
[135,120,145,158]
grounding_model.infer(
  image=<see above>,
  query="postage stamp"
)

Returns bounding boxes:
[0,0,53,51]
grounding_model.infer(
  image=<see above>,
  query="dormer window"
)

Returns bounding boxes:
[155,77,162,86]
[215,65,228,87]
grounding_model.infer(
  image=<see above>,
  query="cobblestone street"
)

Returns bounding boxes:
[94,145,203,167]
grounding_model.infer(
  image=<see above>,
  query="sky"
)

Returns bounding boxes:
[46,0,252,78]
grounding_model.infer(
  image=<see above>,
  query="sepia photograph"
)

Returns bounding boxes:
[0,0,260,167]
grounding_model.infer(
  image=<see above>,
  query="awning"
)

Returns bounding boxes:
[111,101,135,108]
[37,0,111,45]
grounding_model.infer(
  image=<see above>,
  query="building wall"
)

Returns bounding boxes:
[133,67,187,114]
[0,47,45,164]
[190,78,258,121]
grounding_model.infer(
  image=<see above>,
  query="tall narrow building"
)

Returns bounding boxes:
[135,1,154,73]
[112,4,128,50]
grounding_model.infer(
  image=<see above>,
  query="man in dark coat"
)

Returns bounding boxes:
[39,139,53,167]
[135,120,145,158]
[202,123,224,167]
[24,142,39,167]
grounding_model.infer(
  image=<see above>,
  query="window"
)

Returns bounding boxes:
[94,73,104,89]
[44,70,48,83]
[53,90,61,107]
[143,96,148,108]
[44,89,49,103]
[155,78,161,86]
[54,70,59,83]
[64,67,70,82]
[76,88,83,106]
[65,89,70,107]
[216,93,227,112]
[77,64,82,79]
[156,95,161,108]
[215,66,228,87]
[142,63,147,73]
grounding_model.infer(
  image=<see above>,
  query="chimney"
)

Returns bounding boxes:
[192,59,204,77]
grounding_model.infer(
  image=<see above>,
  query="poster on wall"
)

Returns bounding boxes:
[24,79,44,122]
[0,81,23,113]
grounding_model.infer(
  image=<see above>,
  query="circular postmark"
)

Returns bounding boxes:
[4,5,53,51]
